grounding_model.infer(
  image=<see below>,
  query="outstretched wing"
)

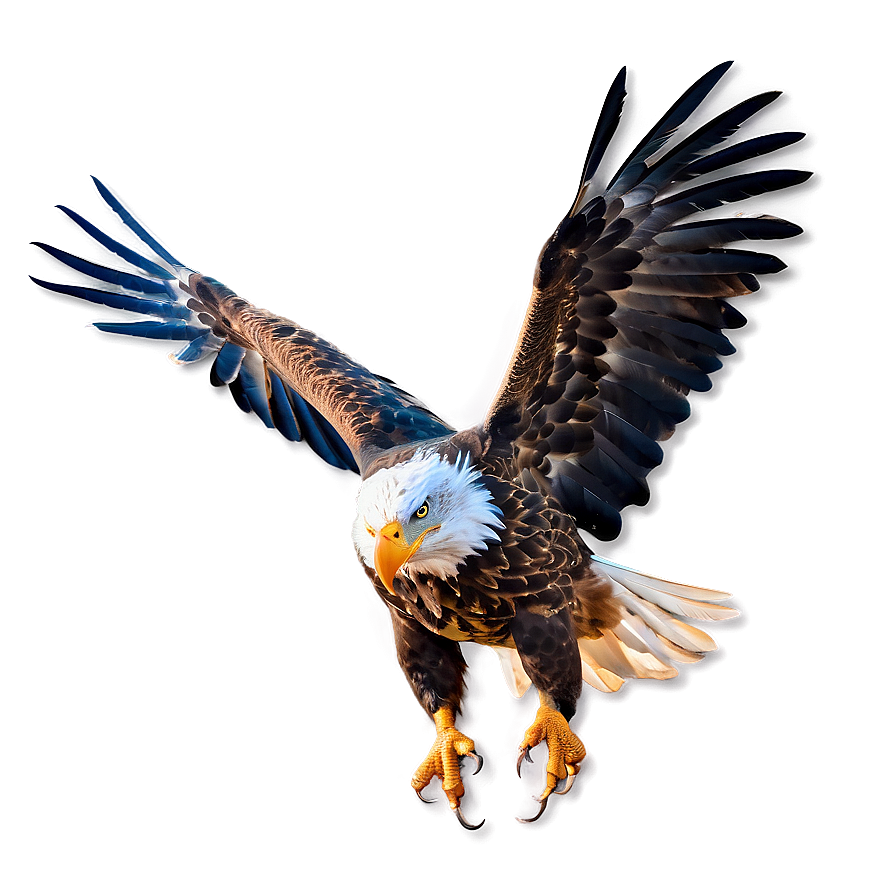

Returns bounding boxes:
[32,178,452,474]
[483,62,809,540]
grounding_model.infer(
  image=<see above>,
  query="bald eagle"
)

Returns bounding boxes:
[32,62,808,828]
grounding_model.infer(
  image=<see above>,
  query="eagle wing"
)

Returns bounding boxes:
[483,62,810,540]
[32,178,453,474]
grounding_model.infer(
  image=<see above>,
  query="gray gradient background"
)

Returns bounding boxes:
[3,3,889,893]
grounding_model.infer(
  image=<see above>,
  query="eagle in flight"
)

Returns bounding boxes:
[32,62,808,828]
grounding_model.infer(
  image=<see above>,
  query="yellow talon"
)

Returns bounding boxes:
[517,704,586,822]
[411,707,484,830]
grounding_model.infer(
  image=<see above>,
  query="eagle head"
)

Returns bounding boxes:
[352,451,504,594]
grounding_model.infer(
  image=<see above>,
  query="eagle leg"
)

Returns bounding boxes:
[412,706,484,830]
[389,610,483,829]
[509,603,586,822]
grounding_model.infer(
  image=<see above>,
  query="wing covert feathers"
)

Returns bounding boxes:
[484,63,809,541]
[33,178,453,473]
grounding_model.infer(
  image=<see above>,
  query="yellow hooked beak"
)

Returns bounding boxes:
[371,520,440,596]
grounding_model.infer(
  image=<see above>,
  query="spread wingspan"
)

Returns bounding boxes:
[483,63,810,540]
[32,178,453,474]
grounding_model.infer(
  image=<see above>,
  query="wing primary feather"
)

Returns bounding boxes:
[655,168,812,214]
[92,320,207,340]
[575,66,627,198]
[55,205,175,281]
[91,176,184,268]
[676,131,805,182]
[29,276,191,319]
[637,248,786,276]
[654,215,803,249]
[638,92,783,193]
[30,242,173,295]
[608,61,733,196]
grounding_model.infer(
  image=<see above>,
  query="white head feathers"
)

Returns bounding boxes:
[352,451,504,580]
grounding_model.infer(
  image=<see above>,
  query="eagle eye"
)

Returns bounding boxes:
[415,501,429,520]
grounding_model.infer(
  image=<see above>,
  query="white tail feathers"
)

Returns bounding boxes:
[492,555,737,697]
[493,646,532,698]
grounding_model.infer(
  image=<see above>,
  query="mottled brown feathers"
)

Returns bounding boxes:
[183,272,453,471]
[361,443,618,660]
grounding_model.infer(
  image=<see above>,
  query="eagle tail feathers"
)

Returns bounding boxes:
[492,555,736,697]
[493,646,533,698]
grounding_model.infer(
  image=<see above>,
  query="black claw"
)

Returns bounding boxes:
[516,746,533,777]
[555,774,576,796]
[516,796,550,824]
[467,750,483,776]
[415,789,436,804]
[453,805,485,831]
